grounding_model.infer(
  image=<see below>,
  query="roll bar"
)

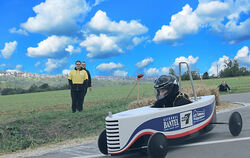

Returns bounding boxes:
[178,62,197,101]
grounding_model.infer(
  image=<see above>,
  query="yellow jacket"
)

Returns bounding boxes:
[68,68,88,84]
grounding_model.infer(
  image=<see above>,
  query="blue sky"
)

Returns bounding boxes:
[0,0,250,77]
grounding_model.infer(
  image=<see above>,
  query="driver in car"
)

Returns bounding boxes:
[153,75,191,108]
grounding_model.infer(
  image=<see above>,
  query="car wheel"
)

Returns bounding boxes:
[147,132,168,158]
[229,112,243,136]
[98,129,108,155]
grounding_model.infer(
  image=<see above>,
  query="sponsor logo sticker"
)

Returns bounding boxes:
[180,111,193,128]
[163,115,180,131]
[193,109,205,123]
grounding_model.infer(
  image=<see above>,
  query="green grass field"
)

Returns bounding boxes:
[0,76,250,154]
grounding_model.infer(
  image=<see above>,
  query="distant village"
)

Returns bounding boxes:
[0,70,66,78]
[0,70,156,81]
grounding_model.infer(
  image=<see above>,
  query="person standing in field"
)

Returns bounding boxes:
[68,60,88,113]
[218,81,231,92]
[81,61,92,105]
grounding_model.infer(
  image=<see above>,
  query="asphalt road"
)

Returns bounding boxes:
[27,92,250,158]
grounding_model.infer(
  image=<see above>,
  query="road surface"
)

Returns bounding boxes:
[27,92,250,158]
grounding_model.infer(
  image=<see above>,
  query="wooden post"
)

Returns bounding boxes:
[137,78,139,101]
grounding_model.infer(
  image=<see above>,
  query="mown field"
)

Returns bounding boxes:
[0,76,250,154]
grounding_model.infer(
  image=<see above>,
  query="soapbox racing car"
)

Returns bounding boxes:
[98,62,243,158]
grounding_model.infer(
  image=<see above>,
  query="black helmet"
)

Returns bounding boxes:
[154,75,178,100]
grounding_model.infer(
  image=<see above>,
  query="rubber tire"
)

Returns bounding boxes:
[147,133,168,158]
[229,112,243,136]
[98,130,108,155]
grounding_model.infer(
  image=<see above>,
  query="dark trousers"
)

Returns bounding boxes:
[83,87,88,104]
[71,90,85,112]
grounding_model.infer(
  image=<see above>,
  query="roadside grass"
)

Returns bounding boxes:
[0,76,250,154]
[0,99,131,154]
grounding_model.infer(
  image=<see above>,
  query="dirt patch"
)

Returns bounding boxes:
[216,101,243,111]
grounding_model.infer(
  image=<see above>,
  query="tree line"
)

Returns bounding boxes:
[0,83,69,95]
[170,59,250,80]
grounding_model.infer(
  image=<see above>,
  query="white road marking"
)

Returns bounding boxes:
[72,154,104,158]
[176,137,250,148]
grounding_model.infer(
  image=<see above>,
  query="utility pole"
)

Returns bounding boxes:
[216,64,219,78]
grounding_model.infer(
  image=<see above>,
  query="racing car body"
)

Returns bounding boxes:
[105,95,216,155]
[98,62,242,158]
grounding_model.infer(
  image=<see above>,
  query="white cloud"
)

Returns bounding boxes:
[96,62,123,72]
[62,64,76,75]
[81,10,148,59]
[0,64,6,68]
[34,61,41,67]
[21,0,90,35]
[136,57,154,68]
[113,70,128,77]
[173,56,199,67]
[16,64,23,71]
[93,0,106,6]
[234,46,250,66]
[208,55,230,76]
[153,4,199,44]
[224,19,250,44]
[132,36,147,46]
[144,67,170,76]
[62,69,71,75]
[153,0,250,44]
[1,41,17,59]
[65,45,81,55]
[144,68,160,76]
[80,34,123,58]
[9,27,28,35]
[27,35,71,58]
[160,67,170,74]
[87,10,148,36]
[45,57,68,73]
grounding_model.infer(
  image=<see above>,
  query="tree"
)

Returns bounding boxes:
[181,70,200,80]
[169,68,177,78]
[219,59,250,77]
[39,83,50,89]
[202,72,209,79]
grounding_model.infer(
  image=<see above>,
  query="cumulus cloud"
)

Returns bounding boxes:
[45,57,68,73]
[93,0,106,6]
[96,62,123,72]
[62,64,76,75]
[113,70,128,77]
[153,4,199,44]
[87,10,148,36]
[0,64,6,68]
[173,56,199,67]
[27,35,71,58]
[144,67,170,76]
[136,57,154,68]
[208,55,230,76]
[34,61,41,67]
[161,67,170,74]
[65,45,81,55]
[62,69,71,75]
[21,0,90,35]
[1,41,17,59]
[16,64,23,71]
[81,10,148,58]
[234,46,250,66]
[144,68,160,76]
[80,34,123,58]
[153,0,250,44]
[9,27,28,35]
